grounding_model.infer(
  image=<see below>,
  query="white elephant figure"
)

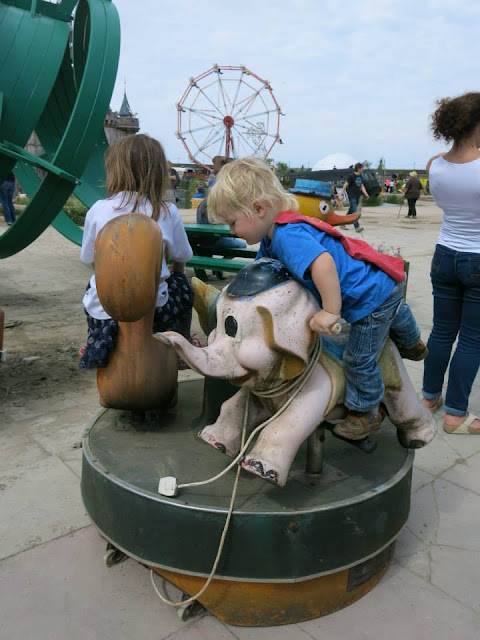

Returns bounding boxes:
[162,259,437,487]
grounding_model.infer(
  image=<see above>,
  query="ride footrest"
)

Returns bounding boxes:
[322,421,378,453]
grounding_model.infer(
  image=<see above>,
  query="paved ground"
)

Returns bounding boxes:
[1,201,479,639]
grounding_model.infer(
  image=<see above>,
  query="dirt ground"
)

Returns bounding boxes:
[0,226,94,406]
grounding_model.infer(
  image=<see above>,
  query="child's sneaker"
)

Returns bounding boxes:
[398,340,428,361]
[333,409,384,440]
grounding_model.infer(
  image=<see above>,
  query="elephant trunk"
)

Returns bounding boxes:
[158,332,250,381]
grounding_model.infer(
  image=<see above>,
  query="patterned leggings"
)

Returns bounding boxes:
[79,272,194,369]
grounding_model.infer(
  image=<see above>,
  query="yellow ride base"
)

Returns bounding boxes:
[153,543,393,626]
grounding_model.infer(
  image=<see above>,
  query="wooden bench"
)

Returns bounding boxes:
[184,223,257,281]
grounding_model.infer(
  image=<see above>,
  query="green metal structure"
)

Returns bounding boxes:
[0,0,120,258]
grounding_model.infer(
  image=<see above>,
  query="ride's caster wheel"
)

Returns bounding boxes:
[103,543,127,567]
[177,594,205,622]
[213,271,225,280]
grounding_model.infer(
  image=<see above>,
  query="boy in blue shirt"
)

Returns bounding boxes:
[208,157,427,440]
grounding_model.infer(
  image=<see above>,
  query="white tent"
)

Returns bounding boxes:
[312,153,357,171]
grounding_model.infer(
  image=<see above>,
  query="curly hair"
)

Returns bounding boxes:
[431,92,480,143]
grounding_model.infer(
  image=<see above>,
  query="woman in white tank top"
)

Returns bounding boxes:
[422,92,480,434]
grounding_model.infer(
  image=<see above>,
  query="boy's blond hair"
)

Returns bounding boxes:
[208,157,299,222]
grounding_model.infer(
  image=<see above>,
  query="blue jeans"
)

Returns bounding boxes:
[422,244,480,416]
[344,282,421,412]
[0,180,16,223]
[347,195,362,229]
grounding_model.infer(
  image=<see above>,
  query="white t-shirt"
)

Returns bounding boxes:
[80,192,193,319]
[429,156,480,253]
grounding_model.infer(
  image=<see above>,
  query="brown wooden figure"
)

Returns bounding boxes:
[94,213,177,410]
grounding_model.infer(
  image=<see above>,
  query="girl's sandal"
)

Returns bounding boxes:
[443,413,480,435]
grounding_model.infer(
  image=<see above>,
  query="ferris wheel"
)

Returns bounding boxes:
[176,64,283,170]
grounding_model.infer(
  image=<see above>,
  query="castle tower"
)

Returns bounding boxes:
[104,87,140,144]
[26,89,141,156]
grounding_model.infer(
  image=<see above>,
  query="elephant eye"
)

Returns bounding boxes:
[224,315,238,337]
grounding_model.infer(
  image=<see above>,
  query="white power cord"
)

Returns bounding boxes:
[151,397,247,608]
[152,335,323,609]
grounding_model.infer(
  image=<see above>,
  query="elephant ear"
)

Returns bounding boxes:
[257,305,314,380]
[192,277,220,335]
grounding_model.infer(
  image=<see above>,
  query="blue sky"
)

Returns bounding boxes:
[110,0,480,169]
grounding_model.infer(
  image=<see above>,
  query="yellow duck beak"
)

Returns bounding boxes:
[295,194,361,227]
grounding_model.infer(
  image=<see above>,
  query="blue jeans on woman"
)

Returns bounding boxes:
[344,282,421,412]
[422,244,480,416]
[347,195,362,229]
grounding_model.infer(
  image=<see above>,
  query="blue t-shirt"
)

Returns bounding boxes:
[257,223,395,323]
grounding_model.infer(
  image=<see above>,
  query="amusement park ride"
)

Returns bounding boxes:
[0,0,437,627]
[176,64,283,171]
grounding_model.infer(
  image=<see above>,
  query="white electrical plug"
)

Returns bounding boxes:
[158,476,178,497]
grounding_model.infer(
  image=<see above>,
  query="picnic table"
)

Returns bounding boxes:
[184,223,257,281]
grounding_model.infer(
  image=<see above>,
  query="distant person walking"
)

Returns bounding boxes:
[341,162,369,232]
[422,92,480,434]
[0,172,16,225]
[402,170,423,218]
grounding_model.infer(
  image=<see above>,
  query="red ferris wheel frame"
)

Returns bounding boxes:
[176,64,283,172]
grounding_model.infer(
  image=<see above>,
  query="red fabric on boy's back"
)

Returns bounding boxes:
[274,212,406,283]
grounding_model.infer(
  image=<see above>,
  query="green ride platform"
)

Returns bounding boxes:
[81,378,414,625]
